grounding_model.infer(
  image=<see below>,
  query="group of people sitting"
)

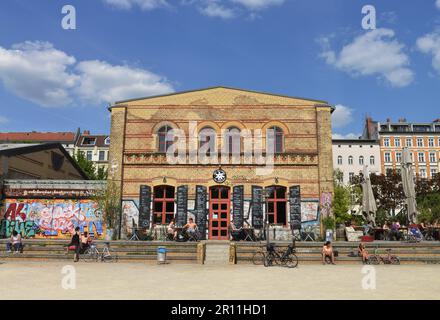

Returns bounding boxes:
[321,241,370,265]
[167,218,199,241]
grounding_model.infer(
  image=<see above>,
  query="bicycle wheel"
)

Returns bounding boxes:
[390,256,400,265]
[83,248,98,262]
[252,251,265,265]
[283,253,299,268]
[102,248,118,262]
[368,255,380,265]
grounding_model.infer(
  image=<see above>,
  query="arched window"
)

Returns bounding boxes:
[337,156,343,165]
[157,125,174,153]
[198,127,216,155]
[359,156,364,165]
[153,185,175,224]
[370,156,375,165]
[224,127,241,155]
[348,156,353,165]
[267,126,284,153]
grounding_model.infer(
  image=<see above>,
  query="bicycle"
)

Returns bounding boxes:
[368,248,400,265]
[83,242,118,262]
[261,243,299,268]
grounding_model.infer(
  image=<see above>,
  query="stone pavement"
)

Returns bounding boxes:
[0,261,439,300]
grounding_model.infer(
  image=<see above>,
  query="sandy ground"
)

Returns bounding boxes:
[0,261,439,300]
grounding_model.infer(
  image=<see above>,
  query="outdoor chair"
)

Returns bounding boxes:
[345,226,363,242]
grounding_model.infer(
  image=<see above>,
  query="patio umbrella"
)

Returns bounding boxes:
[401,148,418,224]
[362,165,377,227]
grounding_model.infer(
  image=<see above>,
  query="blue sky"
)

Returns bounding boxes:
[0,0,440,137]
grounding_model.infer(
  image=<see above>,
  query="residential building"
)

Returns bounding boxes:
[332,139,381,185]
[0,129,80,156]
[74,131,110,173]
[363,117,440,179]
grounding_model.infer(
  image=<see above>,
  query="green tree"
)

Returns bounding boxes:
[96,166,108,180]
[332,184,351,225]
[93,181,121,239]
[72,152,108,180]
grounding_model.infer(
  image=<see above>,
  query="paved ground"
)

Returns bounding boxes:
[0,261,439,300]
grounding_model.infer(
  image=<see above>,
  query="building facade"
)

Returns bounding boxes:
[332,139,381,185]
[74,131,110,173]
[363,118,440,179]
[109,87,334,240]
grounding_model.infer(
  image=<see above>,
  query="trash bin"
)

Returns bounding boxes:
[157,246,167,264]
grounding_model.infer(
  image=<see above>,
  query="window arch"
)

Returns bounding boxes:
[224,127,241,155]
[337,156,343,165]
[348,156,353,165]
[157,125,174,153]
[267,126,284,154]
[370,156,375,165]
[359,156,364,165]
[198,127,217,155]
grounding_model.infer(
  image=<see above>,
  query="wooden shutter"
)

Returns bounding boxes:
[232,185,244,228]
[251,186,264,229]
[176,185,188,227]
[195,185,208,240]
[289,185,301,230]
[139,185,152,229]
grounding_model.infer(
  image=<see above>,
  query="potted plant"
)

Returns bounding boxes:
[322,216,336,242]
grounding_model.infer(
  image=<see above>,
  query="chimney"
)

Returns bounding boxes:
[386,118,391,123]
[83,130,90,135]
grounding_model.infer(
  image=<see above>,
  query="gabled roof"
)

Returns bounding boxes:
[111,86,331,108]
[0,143,88,180]
[76,134,110,148]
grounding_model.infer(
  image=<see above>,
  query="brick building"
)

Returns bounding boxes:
[108,87,334,240]
[363,117,440,179]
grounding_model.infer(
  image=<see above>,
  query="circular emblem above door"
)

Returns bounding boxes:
[213,169,227,183]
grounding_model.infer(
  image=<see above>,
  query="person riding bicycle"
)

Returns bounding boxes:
[322,241,335,265]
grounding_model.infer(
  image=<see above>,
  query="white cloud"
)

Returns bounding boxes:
[436,0,440,9]
[0,41,174,107]
[332,104,354,129]
[417,31,440,74]
[102,0,168,10]
[198,1,236,19]
[319,28,414,88]
[332,133,361,140]
[75,60,173,104]
[230,0,284,10]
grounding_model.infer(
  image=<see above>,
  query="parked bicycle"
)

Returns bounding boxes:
[368,248,400,265]
[252,242,298,268]
[82,242,118,262]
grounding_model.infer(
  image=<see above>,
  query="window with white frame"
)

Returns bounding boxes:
[429,152,436,163]
[348,156,353,165]
[394,138,401,147]
[384,152,391,163]
[337,156,342,165]
[349,172,354,183]
[428,138,435,147]
[420,169,427,179]
[396,152,402,163]
[418,152,425,163]
[370,156,375,165]
[431,168,437,179]
[417,138,424,147]
[359,156,364,165]
[406,138,412,147]
[384,138,390,147]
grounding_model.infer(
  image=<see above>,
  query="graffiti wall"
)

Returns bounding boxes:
[121,200,139,238]
[0,199,104,239]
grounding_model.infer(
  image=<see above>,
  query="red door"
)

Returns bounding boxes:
[209,186,230,240]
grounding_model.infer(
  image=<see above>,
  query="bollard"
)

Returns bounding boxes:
[157,246,167,264]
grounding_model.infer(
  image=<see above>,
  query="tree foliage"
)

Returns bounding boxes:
[73,152,108,180]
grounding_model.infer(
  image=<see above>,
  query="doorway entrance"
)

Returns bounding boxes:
[209,186,230,240]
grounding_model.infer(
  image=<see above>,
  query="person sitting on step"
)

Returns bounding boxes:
[322,241,335,265]
[6,230,23,254]
[183,218,198,240]
[358,242,369,264]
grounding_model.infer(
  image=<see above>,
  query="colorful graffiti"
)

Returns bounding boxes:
[122,200,139,237]
[301,201,319,222]
[320,192,333,218]
[0,199,104,238]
